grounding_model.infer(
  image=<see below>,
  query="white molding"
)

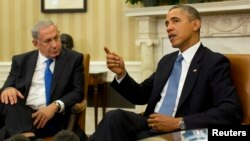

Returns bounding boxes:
[125,0,250,17]
[0,62,11,86]
[90,61,141,82]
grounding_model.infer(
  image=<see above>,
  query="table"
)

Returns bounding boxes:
[89,71,108,129]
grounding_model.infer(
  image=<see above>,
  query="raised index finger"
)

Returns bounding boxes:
[104,47,110,54]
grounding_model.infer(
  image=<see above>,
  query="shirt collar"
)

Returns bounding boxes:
[37,51,54,65]
[179,41,201,64]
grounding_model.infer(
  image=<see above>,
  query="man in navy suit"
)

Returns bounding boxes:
[89,5,242,141]
[0,20,85,140]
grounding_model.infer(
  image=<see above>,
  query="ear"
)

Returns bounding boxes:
[32,40,38,47]
[192,19,201,32]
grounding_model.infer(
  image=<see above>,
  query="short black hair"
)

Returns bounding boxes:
[60,33,74,49]
[169,5,201,21]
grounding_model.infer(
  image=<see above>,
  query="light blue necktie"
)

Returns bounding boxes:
[158,54,183,116]
[45,59,53,105]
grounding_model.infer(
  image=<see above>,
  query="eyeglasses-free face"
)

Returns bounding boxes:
[37,34,60,46]
[33,25,62,59]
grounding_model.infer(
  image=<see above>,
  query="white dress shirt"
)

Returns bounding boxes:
[26,51,64,112]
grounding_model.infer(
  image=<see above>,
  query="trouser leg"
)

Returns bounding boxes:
[0,104,4,129]
[88,109,148,141]
[0,104,6,140]
[4,104,34,137]
[0,104,33,140]
[0,126,7,140]
[0,103,68,139]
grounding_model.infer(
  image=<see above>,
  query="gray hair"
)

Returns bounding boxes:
[31,19,55,39]
[169,5,201,21]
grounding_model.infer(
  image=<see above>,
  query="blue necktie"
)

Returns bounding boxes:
[158,54,183,116]
[45,59,53,105]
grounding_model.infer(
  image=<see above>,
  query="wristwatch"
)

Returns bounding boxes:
[54,101,61,112]
[179,118,186,130]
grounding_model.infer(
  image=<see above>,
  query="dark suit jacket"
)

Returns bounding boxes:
[111,44,242,129]
[0,48,84,123]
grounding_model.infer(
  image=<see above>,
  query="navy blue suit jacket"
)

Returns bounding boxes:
[111,44,242,129]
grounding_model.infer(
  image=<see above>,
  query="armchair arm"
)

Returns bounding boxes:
[67,99,87,130]
[71,99,87,114]
[67,53,90,131]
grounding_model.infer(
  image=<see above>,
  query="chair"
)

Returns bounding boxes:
[44,53,90,141]
[140,54,250,141]
[67,53,90,131]
[225,54,250,125]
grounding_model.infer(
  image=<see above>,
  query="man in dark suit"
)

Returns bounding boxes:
[89,5,242,141]
[0,20,84,140]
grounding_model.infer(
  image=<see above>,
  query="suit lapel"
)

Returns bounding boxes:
[50,50,66,95]
[156,53,178,94]
[149,52,178,108]
[177,46,204,109]
[25,52,38,96]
